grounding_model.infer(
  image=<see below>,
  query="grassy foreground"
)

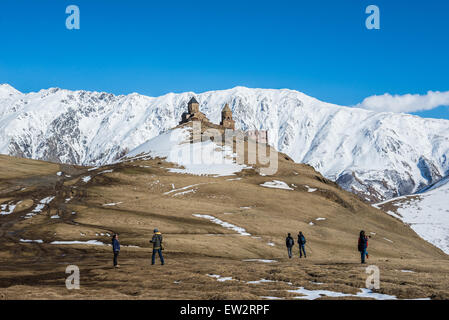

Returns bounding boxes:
[0,150,448,300]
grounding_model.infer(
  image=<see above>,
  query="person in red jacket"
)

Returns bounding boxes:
[358,230,370,264]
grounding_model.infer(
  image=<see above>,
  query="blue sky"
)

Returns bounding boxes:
[0,0,448,119]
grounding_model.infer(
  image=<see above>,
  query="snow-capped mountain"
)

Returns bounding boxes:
[1,83,448,202]
[373,175,449,254]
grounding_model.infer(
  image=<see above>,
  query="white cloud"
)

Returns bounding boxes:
[355,91,449,113]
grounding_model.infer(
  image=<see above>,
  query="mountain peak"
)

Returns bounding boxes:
[0,83,21,96]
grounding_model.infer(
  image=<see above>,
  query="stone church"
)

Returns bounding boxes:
[180,97,235,130]
[179,96,267,142]
[180,97,209,124]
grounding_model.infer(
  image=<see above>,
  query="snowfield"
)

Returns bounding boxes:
[374,176,449,254]
[1,84,448,202]
[126,127,250,177]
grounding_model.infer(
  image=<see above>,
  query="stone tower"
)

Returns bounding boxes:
[188,97,199,114]
[220,103,235,130]
[180,96,210,124]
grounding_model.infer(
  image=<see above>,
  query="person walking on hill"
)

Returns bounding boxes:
[286,233,294,258]
[358,230,370,264]
[150,228,165,265]
[112,234,120,267]
[297,231,307,258]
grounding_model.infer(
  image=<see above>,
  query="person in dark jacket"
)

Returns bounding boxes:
[112,234,120,267]
[286,233,294,258]
[358,230,370,264]
[150,228,165,265]
[297,231,307,258]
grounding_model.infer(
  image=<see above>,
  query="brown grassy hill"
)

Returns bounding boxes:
[0,130,448,300]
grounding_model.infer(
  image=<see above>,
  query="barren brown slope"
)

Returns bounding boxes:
[0,144,448,300]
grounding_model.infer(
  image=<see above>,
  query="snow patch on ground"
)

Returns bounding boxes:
[193,214,251,236]
[208,274,233,282]
[250,278,428,300]
[288,287,398,300]
[102,202,123,206]
[1,203,16,215]
[98,169,114,174]
[164,183,207,196]
[82,176,91,183]
[24,196,55,219]
[247,279,276,284]
[173,189,196,196]
[305,185,317,192]
[20,239,43,244]
[260,180,293,190]
[50,240,105,246]
[242,259,278,263]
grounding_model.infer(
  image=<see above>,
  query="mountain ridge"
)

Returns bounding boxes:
[1,83,448,202]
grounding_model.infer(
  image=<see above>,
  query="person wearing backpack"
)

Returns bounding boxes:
[150,228,165,265]
[297,231,307,258]
[285,233,294,258]
[358,230,370,264]
[112,234,120,267]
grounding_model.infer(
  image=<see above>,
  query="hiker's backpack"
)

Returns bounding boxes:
[299,235,306,244]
